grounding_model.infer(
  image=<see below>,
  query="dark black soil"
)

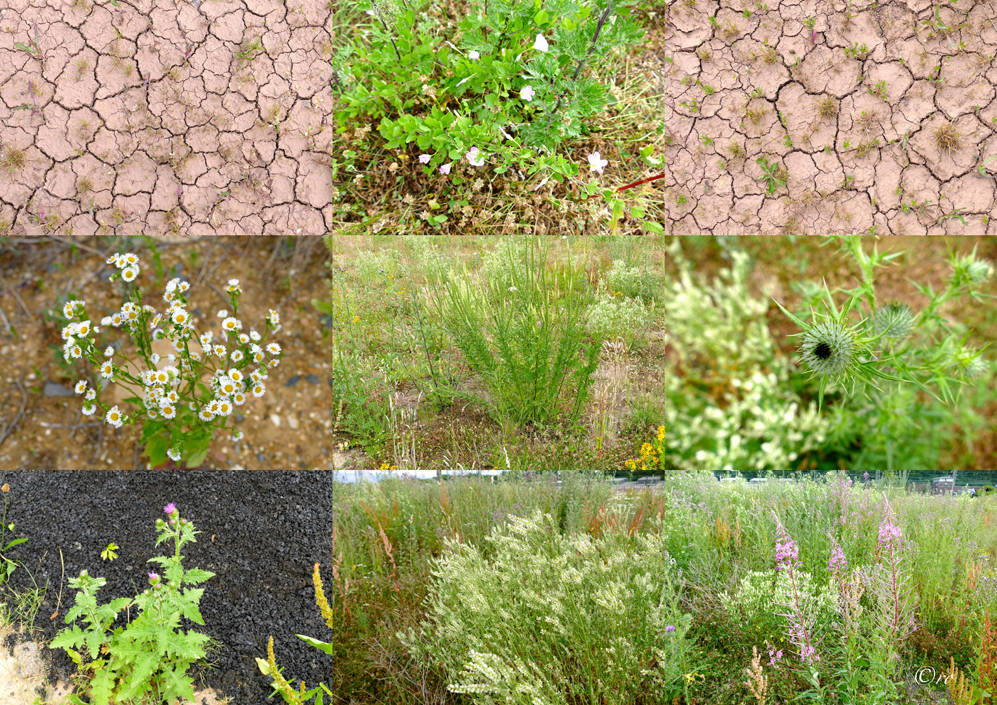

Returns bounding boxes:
[0,471,332,705]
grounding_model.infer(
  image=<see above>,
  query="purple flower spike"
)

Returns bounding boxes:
[163,503,177,515]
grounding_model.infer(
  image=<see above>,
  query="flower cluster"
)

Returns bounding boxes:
[58,254,284,467]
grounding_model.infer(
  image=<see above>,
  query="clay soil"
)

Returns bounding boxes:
[0,236,334,470]
[665,0,997,234]
[0,0,334,236]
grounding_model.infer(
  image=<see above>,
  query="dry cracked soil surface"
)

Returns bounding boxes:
[665,0,997,234]
[0,0,334,235]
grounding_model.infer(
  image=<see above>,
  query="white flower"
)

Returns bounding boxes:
[508,286,517,292]
[227,279,241,293]
[167,447,181,462]
[268,358,280,368]
[466,147,485,166]
[63,302,76,318]
[107,253,121,266]
[520,85,535,101]
[178,281,189,292]
[198,408,214,422]
[105,406,123,428]
[101,316,112,326]
[70,345,82,359]
[219,378,238,396]
[105,346,114,357]
[75,380,88,394]
[252,383,266,397]
[208,399,221,415]
[121,266,139,282]
[588,152,609,174]
[216,400,232,416]
[166,390,179,404]
[153,370,170,385]
[253,350,265,363]
[217,310,229,318]
[228,369,244,382]
[82,402,96,416]
[165,278,179,292]
[232,430,244,441]
[111,313,123,327]
[85,389,96,401]
[468,50,480,59]
[222,316,241,332]
[200,332,214,346]
[233,392,247,406]
[267,309,279,326]
[76,321,90,336]
[533,33,548,52]
[249,330,261,342]
[150,353,160,365]
[160,404,176,419]
[266,342,281,355]
[231,350,244,362]
[213,344,226,357]
[171,309,189,325]
[120,252,139,267]
[99,361,114,379]
[150,313,162,328]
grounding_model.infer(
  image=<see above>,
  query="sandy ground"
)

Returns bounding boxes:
[0,0,334,235]
[0,236,335,470]
[665,0,997,234]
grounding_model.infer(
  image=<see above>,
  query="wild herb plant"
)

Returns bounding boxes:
[772,236,993,419]
[0,482,27,585]
[49,504,215,705]
[422,234,601,430]
[257,563,333,704]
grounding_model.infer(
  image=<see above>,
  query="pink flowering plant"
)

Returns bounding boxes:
[58,252,284,468]
[334,0,661,232]
[49,504,216,705]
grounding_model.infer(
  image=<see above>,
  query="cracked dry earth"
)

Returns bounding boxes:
[0,0,334,235]
[665,0,997,234]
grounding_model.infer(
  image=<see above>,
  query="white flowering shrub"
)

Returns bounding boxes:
[585,287,653,352]
[722,569,837,646]
[396,509,690,704]
[664,239,830,470]
[601,259,648,299]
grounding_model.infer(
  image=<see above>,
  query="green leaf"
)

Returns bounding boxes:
[639,145,654,159]
[630,206,646,218]
[184,444,210,468]
[534,9,549,25]
[296,634,334,655]
[144,435,169,468]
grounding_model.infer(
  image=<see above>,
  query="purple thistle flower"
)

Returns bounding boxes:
[163,503,177,515]
[665,625,676,632]
[148,571,159,580]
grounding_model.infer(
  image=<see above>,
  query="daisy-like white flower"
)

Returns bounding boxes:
[208,399,221,415]
[252,383,266,398]
[267,309,279,326]
[217,310,229,318]
[588,152,609,174]
[153,370,170,385]
[268,358,280,368]
[106,253,121,266]
[222,316,241,332]
[167,447,181,462]
[249,330,261,342]
[101,316,112,326]
[200,332,214,347]
[213,344,226,357]
[76,321,90,336]
[232,392,247,406]
[125,309,139,323]
[122,302,137,314]
[520,85,535,101]
[178,281,189,292]
[231,350,245,363]
[85,388,96,401]
[160,404,177,419]
[75,380,88,395]
[110,313,123,327]
[226,278,242,294]
[232,430,244,441]
[266,342,281,355]
[150,313,162,328]
[216,400,232,416]
[104,346,114,357]
[533,33,549,52]
[238,333,249,345]
[63,302,76,318]
[152,328,166,341]
[69,344,83,359]
[82,402,97,416]
[120,253,139,267]
[219,378,238,396]
[99,361,114,379]
[61,325,76,341]
[189,351,201,362]
[150,353,161,366]
[106,406,123,428]
[165,390,179,404]
[121,267,139,282]
[440,163,452,175]
[228,369,244,382]
[165,278,179,293]
[466,147,485,167]
[171,308,189,325]
[198,408,214,422]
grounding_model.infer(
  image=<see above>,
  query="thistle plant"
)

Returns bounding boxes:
[773,236,994,413]
[49,504,215,705]
[59,252,284,468]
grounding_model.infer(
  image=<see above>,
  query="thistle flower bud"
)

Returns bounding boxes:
[871,301,914,340]
[800,320,855,377]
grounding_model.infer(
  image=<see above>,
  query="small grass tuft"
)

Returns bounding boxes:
[817,96,837,121]
[933,121,962,155]
[77,177,93,196]
[234,36,263,70]
[0,147,26,176]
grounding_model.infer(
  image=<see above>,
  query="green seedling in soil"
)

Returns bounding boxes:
[708,16,718,28]
[817,96,838,120]
[702,135,714,146]
[679,97,699,113]
[934,121,962,155]
[702,84,715,95]
[755,156,788,194]
[75,58,90,79]
[727,142,747,162]
[698,47,712,62]
[723,18,740,39]
[14,22,45,63]
[234,36,263,70]
[763,46,777,64]
[76,177,93,199]
[742,8,753,19]
[975,153,997,176]
[869,80,887,100]
[844,43,869,60]
[935,205,968,225]
[783,134,793,147]
[680,75,695,86]
[855,139,880,158]
[842,174,855,188]
[843,140,851,149]
[921,3,969,37]
[0,146,26,177]
[675,192,688,205]
[750,86,763,98]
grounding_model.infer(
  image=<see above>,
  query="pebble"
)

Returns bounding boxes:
[234,413,245,423]
[27,372,36,381]
[305,374,319,384]
[270,413,281,427]
[44,381,74,396]
[288,415,298,430]
[319,315,333,328]
[0,345,8,355]
[285,375,301,387]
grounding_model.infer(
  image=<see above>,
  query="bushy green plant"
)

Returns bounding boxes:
[585,286,653,351]
[396,508,687,703]
[663,239,830,470]
[422,235,601,429]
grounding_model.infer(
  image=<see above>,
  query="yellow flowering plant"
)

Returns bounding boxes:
[625,425,664,471]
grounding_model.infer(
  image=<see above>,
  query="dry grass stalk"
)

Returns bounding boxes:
[745,645,768,705]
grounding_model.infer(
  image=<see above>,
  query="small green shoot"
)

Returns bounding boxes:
[755,156,788,194]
